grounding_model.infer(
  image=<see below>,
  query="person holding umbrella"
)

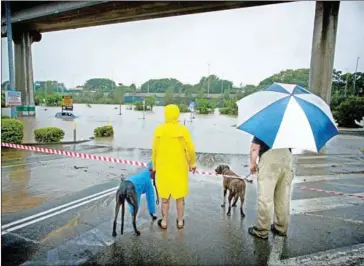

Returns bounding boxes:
[249,137,293,239]
[236,83,339,239]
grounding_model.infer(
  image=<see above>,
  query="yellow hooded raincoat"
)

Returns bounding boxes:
[152,104,196,199]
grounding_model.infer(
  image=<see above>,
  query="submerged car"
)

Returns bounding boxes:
[55,112,77,119]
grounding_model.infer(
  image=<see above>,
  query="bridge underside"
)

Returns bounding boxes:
[1,1,288,37]
[1,1,339,118]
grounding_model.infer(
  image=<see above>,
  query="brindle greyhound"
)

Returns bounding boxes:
[112,172,159,237]
[215,164,249,217]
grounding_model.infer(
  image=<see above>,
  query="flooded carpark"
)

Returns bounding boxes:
[1,105,364,265]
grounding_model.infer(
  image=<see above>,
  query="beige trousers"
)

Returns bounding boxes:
[254,148,293,237]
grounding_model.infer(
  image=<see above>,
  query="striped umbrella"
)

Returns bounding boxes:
[236,83,338,152]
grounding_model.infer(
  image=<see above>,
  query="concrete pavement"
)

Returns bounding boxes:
[1,145,364,266]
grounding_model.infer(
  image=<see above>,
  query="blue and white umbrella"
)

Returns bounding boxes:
[236,83,339,153]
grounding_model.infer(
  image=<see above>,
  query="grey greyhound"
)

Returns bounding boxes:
[112,164,159,237]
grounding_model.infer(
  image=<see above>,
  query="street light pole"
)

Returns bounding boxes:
[344,72,349,97]
[207,63,210,96]
[353,57,360,95]
[221,75,224,95]
[5,1,17,118]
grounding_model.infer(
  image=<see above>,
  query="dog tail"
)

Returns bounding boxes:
[118,184,128,203]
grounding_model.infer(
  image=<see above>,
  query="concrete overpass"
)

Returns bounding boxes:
[1,1,340,116]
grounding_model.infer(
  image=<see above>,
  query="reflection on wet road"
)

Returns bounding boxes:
[1,142,364,265]
[1,104,364,265]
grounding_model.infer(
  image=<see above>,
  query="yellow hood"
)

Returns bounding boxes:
[164,104,180,123]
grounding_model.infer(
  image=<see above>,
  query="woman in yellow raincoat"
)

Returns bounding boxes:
[152,104,196,230]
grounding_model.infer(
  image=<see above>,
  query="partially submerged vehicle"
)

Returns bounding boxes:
[55,112,77,119]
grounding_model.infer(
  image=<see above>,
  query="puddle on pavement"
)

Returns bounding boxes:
[40,214,82,244]
[1,105,364,215]
[1,150,49,213]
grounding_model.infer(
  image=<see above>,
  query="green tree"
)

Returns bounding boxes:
[84,78,116,91]
[130,83,137,102]
[241,84,259,97]
[197,75,233,94]
[1,81,9,90]
[145,95,157,110]
[195,97,215,114]
[1,91,6,107]
[140,78,183,93]
[113,86,124,104]
[331,69,364,98]
[219,97,239,116]
[333,96,364,128]
[45,94,62,106]
[257,68,310,89]
[34,93,46,106]
[164,88,174,105]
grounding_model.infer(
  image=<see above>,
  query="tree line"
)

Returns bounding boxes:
[1,68,363,128]
[2,68,363,101]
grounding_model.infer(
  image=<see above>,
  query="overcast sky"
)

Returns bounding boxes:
[1,1,364,88]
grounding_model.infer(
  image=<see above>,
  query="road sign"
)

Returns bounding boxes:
[189,101,195,111]
[62,95,73,106]
[63,106,73,111]
[5,91,21,106]
[16,106,35,112]
[62,95,73,111]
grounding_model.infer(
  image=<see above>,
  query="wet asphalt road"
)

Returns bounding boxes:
[1,144,364,266]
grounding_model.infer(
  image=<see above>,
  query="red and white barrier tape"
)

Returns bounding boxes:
[2,143,363,200]
[295,186,364,199]
[1,142,249,180]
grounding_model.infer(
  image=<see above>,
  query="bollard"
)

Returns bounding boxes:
[73,122,77,142]
[142,100,146,120]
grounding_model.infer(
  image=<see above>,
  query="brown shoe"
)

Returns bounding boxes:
[248,227,268,240]
[270,224,287,237]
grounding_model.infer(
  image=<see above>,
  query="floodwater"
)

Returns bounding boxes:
[2,104,364,154]
[2,104,253,154]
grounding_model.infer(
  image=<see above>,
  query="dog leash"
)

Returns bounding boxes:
[194,169,253,182]
[152,172,252,207]
[153,178,160,205]
[150,170,252,207]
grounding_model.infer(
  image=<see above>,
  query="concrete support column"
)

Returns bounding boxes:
[13,30,41,116]
[308,1,340,105]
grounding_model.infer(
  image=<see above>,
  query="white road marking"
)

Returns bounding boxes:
[304,213,364,225]
[278,243,364,266]
[293,173,364,184]
[326,181,364,188]
[7,232,41,244]
[267,236,285,265]
[3,176,363,235]
[296,154,363,159]
[290,193,364,215]
[22,259,87,266]
[298,162,364,168]
[2,186,118,230]
[191,172,364,187]
[1,189,117,235]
